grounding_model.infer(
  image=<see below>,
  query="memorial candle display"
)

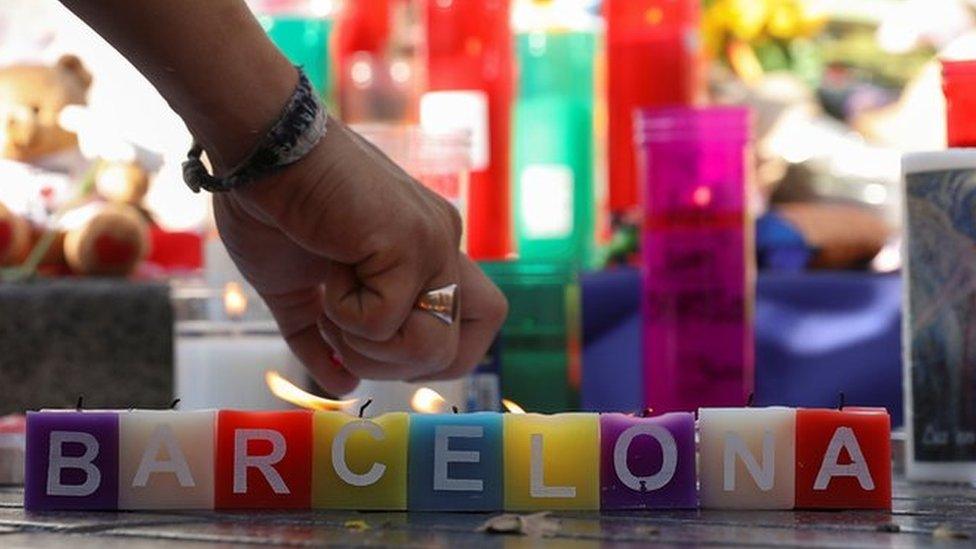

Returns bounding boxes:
[23,402,892,512]
[636,106,754,414]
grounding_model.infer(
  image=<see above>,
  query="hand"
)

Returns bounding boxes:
[213,117,508,395]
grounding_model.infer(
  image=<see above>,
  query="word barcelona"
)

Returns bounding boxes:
[24,407,891,511]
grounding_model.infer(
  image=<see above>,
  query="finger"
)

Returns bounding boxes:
[261,287,359,395]
[317,315,420,381]
[341,308,459,373]
[338,263,461,375]
[322,256,425,342]
[411,255,507,382]
[285,325,359,396]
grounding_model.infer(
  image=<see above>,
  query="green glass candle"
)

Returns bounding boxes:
[258,12,333,102]
[481,260,579,412]
[513,30,596,267]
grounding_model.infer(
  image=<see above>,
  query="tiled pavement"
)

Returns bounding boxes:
[0,480,974,547]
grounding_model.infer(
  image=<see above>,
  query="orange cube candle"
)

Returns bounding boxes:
[215,410,313,510]
[794,407,891,510]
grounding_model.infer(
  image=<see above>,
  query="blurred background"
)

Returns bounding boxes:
[0,0,970,437]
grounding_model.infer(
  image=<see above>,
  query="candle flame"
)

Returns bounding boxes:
[502,399,526,414]
[223,282,248,320]
[411,387,447,414]
[265,370,356,411]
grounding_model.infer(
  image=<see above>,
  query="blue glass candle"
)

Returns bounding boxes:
[408,412,503,511]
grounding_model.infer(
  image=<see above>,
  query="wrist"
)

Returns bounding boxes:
[184,61,299,175]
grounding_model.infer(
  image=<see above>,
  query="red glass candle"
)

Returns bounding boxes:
[794,407,891,510]
[422,0,514,260]
[942,59,976,147]
[604,0,701,215]
[215,410,313,509]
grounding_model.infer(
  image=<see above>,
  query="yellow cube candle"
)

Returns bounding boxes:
[312,412,409,510]
[504,413,600,511]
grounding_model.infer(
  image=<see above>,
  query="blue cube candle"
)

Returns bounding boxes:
[408,412,503,511]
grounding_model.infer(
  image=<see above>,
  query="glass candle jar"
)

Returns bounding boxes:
[941,59,976,148]
[635,106,754,413]
[605,0,701,216]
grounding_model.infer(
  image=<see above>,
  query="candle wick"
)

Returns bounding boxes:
[452,406,459,414]
[170,398,181,410]
[838,391,845,411]
[358,399,372,418]
[641,408,653,418]
[746,392,755,407]
[75,395,83,411]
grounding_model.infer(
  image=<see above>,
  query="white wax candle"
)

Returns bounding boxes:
[175,332,307,410]
[118,410,215,509]
[699,407,796,510]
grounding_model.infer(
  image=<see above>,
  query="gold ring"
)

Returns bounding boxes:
[415,283,458,325]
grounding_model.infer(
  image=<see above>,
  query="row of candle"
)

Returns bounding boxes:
[24,406,891,512]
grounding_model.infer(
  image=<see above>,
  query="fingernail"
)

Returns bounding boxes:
[317,315,344,366]
[331,350,344,366]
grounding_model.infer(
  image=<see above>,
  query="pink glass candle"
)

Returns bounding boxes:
[599,412,697,509]
[636,106,754,413]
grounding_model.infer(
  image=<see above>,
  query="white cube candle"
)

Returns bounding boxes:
[699,407,796,509]
[118,410,216,509]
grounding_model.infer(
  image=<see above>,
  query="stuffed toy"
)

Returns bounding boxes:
[0,54,91,163]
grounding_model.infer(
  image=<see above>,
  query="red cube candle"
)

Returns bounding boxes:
[794,407,891,510]
[215,410,313,510]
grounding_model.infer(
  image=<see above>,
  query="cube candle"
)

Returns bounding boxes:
[504,413,599,511]
[699,407,796,509]
[313,412,409,510]
[119,410,216,510]
[214,410,312,509]
[24,411,119,511]
[408,412,503,511]
[795,407,891,510]
[599,412,697,509]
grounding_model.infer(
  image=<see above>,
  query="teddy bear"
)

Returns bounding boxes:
[0,54,91,164]
[0,55,151,277]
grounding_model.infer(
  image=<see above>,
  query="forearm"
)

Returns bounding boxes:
[59,0,296,173]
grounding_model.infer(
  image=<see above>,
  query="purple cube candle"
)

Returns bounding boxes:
[24,411,119,511]
[599,411,697,509]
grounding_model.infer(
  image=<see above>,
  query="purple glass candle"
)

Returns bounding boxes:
[635,106,754,413]
[24,411,119,511]
[599,412,697,509]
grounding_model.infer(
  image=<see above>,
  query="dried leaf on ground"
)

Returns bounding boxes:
[478,512,561,538]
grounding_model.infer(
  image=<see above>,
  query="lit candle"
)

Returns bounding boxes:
[504,412,599,511]
[24,410,119,511]
[599,411,697,509]
[118,409,215,510]
[794,406,891,510]
[312,410,410,510]
[175,279,311,411]
[408,411,503,511]
[214,410,313,509]
[698,407,796,510]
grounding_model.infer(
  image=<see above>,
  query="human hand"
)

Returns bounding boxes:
[213,117,508,395]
